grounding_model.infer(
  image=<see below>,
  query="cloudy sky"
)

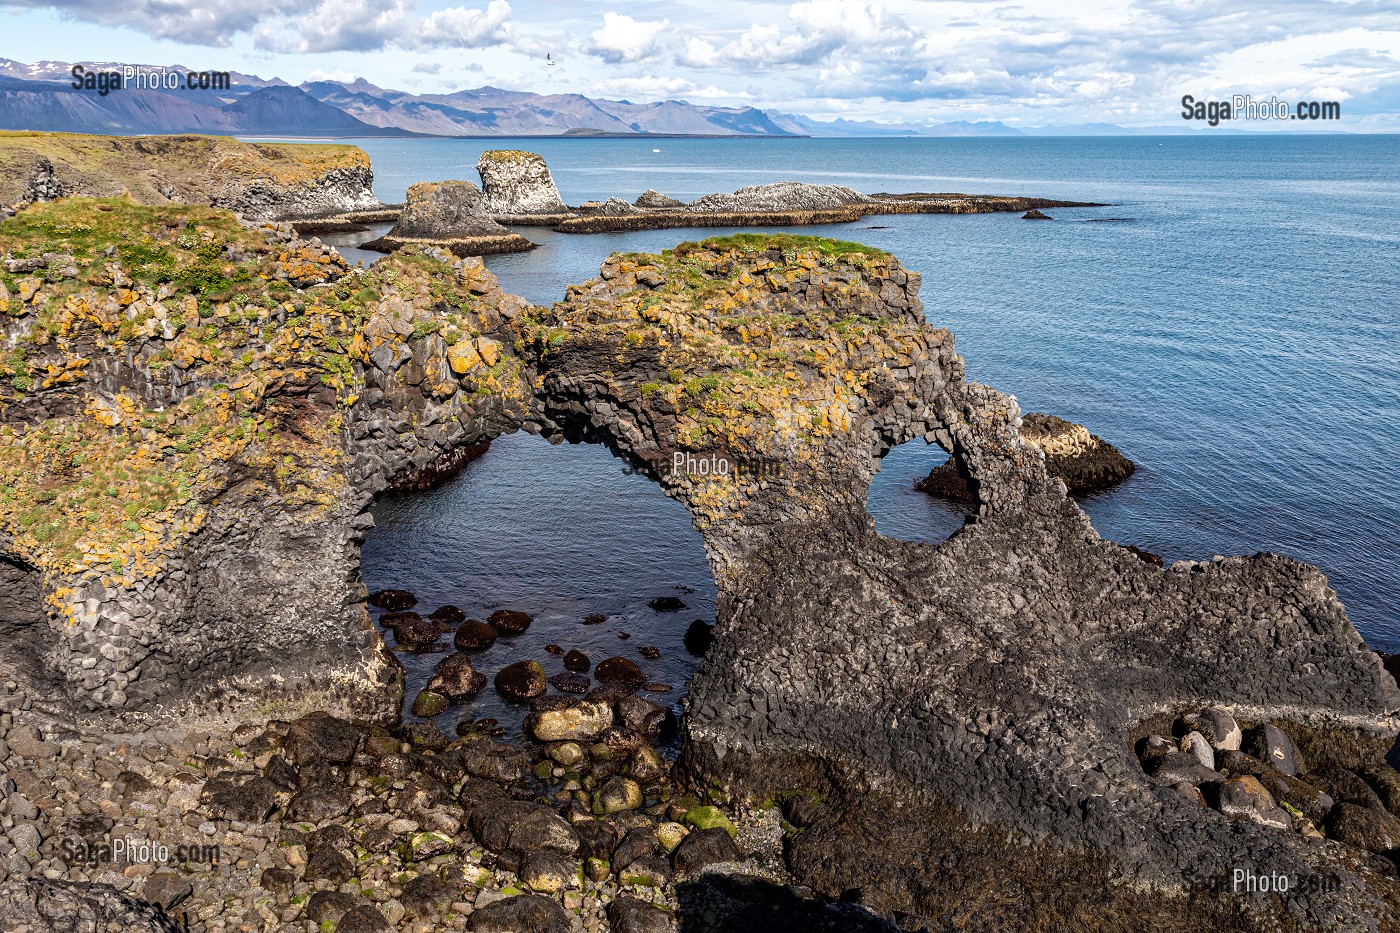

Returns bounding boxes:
[4,0,1400,129]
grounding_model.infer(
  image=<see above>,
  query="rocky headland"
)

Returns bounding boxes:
[918,411,1136,498]
[0,131,389,223]
[0,200,1397,932]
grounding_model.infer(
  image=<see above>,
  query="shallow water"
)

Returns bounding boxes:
[352,135,1400,731]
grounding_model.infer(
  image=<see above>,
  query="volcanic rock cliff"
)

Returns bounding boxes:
[0,131,386,221]
[476,149,570,222]
[361,180,535,256]
[1,202,1397,930]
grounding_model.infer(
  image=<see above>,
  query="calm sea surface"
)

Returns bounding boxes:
[347,136,1400,732]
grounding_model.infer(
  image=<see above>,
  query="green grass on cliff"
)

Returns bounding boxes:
[673,233,887,259]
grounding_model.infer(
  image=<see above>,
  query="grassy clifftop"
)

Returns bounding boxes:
[0,132,373,214]
[0,197,516,582]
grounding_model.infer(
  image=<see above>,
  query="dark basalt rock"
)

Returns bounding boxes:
[607,895,677,933]
[284,713,361,766]
[286,785,352,822]
[386,612,439,648]
[428,605,467,627]
[549,671,590,694]
[201,773,279,823]
[467,894,571,933]
[362,180,536,257]
[411,689,450,717]
[648,596,686,612]
[306,891,358,925]
[583,613,608,625]
[495,660,547,700]
[672,826,743,878]
[684,620,715,656]
[634,189,685,209]
[368,589,417,610]
[426,652,488,700]
[305,845,354,884]
[639,645,661,659]
[489,609,534,635]
[338,905,392,933]
[400,872,454,919]
[1022,208,1053,219]
[595,656,646,688]
[454,619,500,651]
[563,650,590,672]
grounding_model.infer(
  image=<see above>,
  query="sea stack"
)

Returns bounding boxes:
[477,150,571,221]
[361,180,535,256]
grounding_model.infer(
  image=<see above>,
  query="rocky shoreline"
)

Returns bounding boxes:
[1,195,1398,932]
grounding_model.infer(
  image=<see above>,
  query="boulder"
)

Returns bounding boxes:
[495,660,547,700]
[1144,752,1220,787]
[467,894,571,933]
[672,826,744,878]
[683,805,737,838]
[387,612,439,649]
[1244,724,1303,777]
[648,596,686,612]
[400,873,454,919]
[286,785,352,822]
[488,609,534,635]
[529,698,615,741]
[284,712,360,766]
[618,694,669,737]
[1179,709,1242,752]
[520,850,581,893]
[563,649,591,672]
[429,605,467,627]
[1180,731,1215,771]
[305,845,353,884]
[1021,209,1052,220]
[595,776,643,814]
[1324,802,1400,854]
[549,671,590,694]
[684,619,715,655]
[608,896,678,933]
[369,589,417,610]
[596,656,646,688]
[306,891,357,925]
[1209,776,1291,830]
[427,653,488,700]
[411,689,450,717]
[477,150,569,216]
[454,619,500,651]
[338,905,392,933]
[201,774,279,823]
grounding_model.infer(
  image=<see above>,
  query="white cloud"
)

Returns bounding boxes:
[586,11,670,64]
[416,0,513,49]
[591,76,753,101]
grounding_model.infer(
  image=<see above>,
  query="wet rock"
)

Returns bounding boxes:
[471,799,544,852]
[409,830,455,860]
[630,744,667,783]
[284,712,361,766]
[1324,802,1400,854]
[488,609,534,635]
[1022,209,1052,219]
[427,652,488,699]
[640,646,661,659]
[412,689,451,717]
[400,721,452,751]
[1144,752,1219,787]
[429,605,467,627]
[520,850,581,893]
[259,867,295,895]
[618,694,669,737]
[672,826,744,878]
[369,590,417,610]
[574,819,623,862]
[617,853,672,887]
[306,890,358,925]
[1179,709,1242,752]
[642,683,672,693]
[563,650,591,672]
[1216,750,1270,778]
[684,619,715,655]
[461,739,529,783]
[457,776,508,811]
[529,698,614,742]
[455,619,500,651]
[1208,776,1291,830]
[201,773,279,823]
[596,656,646,688]
[596,776,644,814]
[545,643,564,655]
[1244,724,1303,777]
[549,671,590,694]
[401,873,454,919]
[603,727,644,756]
[782,793,822,828]
[648,596,686,612]
[495,660,547,700]
[609,896,678,933]
[584,613,608,625]
[389,612,440,649]
[1180,731,1215,771]
[338,904,392,933]
[286,785,352,822]
[467,894,571,933]
[1258,772,1333,823]
[309,824,354,851]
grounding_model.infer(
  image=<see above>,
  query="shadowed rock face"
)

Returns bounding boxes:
[1,206,1396,929]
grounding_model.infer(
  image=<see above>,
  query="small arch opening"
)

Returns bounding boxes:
[866,439,974,544]
[361,430,717,751]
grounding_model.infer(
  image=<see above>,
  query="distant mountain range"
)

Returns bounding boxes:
[0,59,1219,138]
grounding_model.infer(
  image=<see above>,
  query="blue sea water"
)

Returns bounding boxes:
[353,135,1400,732]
